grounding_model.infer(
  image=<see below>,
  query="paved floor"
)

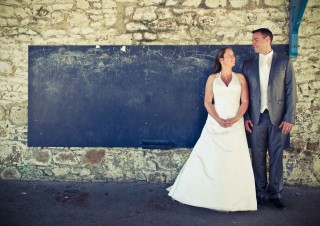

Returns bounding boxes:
[0,180,320,226]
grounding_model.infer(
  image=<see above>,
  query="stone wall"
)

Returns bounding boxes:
[0,0,319,186]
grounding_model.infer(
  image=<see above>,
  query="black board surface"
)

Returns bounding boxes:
[28,45,288,148]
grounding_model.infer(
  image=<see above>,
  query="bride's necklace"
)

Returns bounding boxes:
[221,73,232,81]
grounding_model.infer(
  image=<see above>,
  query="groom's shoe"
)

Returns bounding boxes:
[257,197,266,207]
[270,198,286,209]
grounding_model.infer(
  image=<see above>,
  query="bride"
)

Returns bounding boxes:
[167,47,257,212]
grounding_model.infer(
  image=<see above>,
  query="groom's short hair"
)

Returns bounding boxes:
[252,28,273,43]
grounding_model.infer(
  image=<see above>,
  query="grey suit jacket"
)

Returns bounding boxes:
[242,52,297,127]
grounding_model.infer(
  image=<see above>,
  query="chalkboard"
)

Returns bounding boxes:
[28,45,288,148]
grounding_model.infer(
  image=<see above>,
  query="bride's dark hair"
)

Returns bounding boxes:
[212,47,231,74]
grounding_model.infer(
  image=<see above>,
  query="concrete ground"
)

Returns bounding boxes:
[0,180,319,226]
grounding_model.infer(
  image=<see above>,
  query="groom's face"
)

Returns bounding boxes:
[252,32,270,54]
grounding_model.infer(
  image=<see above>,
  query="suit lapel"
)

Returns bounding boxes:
[268,52,278,86]
[252,55,260,92]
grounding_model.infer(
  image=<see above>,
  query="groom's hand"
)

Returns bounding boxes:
[244,120,253,133]
[279,121,294,134]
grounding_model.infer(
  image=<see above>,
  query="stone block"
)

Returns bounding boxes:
[52,167,70,176]
[68,11,91,27]
[9,104,27,126]
[126,22,148,32]
[313,157,320,175]
[133,32,143,40]
[151,20,177,31]
[166,0,179,6]
[133,7,157,21]
[82,149,105,165]
[0,5,15,17]
[307,142,319,152]
[76,0,90,9]
[101,0,117,9]
[147,172,167,182]
[143,32,157,40]
[0,144,23,165]
[53,152,79,165]
[115,34,133,45]
[156,8,174,19]
[1,167,21,179]
[34,150,51,165]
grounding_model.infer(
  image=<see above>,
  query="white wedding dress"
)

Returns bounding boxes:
[168,72,257,212]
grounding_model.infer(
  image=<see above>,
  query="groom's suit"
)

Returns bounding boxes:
[242,51,297,199]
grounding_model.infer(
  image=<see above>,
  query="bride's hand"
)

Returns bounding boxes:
[217,118,228,128]
[225,117,239,127]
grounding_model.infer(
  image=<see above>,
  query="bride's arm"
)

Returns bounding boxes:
[236,73,249,119]
[204,74,226,127]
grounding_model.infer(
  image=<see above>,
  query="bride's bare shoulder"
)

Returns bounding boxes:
[235,72,246,81]
[208,73,219,80]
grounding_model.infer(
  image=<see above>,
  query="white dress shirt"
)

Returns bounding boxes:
[259,50,273,113]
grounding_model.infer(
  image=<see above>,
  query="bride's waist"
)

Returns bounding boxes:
[215,105,239,117]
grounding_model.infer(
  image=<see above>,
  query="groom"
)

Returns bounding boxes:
[242,28,297,209]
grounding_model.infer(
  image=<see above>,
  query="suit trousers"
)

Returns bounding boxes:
[250,110,287,199]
